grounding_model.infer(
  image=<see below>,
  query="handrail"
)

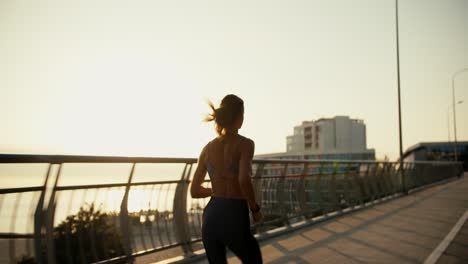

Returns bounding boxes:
[0,153,455,165]
[0,186,44,194]
[0,154,463,264]
[0,154,197,164]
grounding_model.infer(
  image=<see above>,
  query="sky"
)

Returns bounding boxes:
[1,0,468,161]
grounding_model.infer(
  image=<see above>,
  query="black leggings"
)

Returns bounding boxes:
[202,197,262,264]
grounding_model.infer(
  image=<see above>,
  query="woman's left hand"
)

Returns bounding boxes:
[252,211,264,223]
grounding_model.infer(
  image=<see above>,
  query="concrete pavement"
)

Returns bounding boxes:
[223,173,468,263]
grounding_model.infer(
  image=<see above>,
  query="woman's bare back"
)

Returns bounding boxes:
[203,135,252,199]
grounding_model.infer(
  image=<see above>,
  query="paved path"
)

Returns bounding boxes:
[220,174,468,263]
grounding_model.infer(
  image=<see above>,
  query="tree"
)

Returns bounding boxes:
[52,203,126,263]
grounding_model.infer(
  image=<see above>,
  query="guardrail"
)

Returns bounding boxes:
[0,154,463,264]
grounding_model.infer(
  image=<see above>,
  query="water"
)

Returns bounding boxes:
[0,163,190,233]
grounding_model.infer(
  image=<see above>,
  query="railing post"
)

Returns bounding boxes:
[120,163,136,263]
[252,163,264,213]
[298,163,309,218]
[44,164,62,264]
[361,164,371,203]
[368,163,379,201]
[250,162,265,234]
[343,163,357,209]
[173,163,193,256]
[407,163,415,189]
[314,165,323,216]
[349,163,363,207]
[381,163,391,196]
[277,163,289,225]
[401,162,408,195]
[395,162,402,192]
[342,163,352,208]
[9,193,22,264]
[375,163,383,197]
[34,164,52,264]
[329,163,339,212]
[390,162,399,193]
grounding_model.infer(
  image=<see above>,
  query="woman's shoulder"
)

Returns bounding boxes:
[238,135,254,148]
[204,138,218,149]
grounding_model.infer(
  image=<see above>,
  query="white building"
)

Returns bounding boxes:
[256,116,375,160]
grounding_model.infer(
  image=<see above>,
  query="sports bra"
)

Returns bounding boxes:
[206,136,244,179]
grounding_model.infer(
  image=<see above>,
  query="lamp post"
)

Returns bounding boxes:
[452,67,468,161]
[395,0,405,193]
[447,101,463,159]
[447,106,451,142]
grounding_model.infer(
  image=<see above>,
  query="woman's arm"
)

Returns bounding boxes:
[190,147,212,198]
[238,139,258,210]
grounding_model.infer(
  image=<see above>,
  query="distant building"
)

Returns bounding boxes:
[256,116,375,160]
[403,141,468,171]
[255,116,375,220]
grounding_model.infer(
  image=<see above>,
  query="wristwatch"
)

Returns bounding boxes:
[250,203,261,213]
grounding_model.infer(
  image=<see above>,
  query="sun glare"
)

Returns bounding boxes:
[41,53,212,157]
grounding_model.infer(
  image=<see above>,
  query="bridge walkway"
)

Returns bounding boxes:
[195,174,468,264]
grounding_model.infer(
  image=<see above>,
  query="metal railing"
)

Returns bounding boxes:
[0,154,463,264]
